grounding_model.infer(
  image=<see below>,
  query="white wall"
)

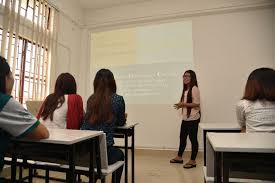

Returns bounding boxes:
[44,0,275,150]
[47,0,91,101]
[83,1,275,150]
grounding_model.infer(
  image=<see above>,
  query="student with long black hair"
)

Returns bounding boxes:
[81,68,126,183]
[170,70,200,169]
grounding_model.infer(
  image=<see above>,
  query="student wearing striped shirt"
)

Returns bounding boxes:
[0,56,49,175]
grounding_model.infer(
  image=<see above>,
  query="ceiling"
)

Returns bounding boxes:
[78,0,150,10]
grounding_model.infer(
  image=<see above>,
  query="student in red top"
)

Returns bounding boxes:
[37,73,83,129]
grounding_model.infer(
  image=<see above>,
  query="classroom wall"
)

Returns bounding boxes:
[47,0,91,100]
[29,0,275,150]
[82,1,275,150]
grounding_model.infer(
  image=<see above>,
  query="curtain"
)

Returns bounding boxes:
[0,0,58,103]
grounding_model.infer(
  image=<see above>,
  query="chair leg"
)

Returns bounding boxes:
[45,168,49,183]
[77,174,81,182]
[19,165,23,181]
[28,168,33,183]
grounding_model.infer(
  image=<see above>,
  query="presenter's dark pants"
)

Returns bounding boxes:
[108,146,124,183]
[177,119,200,160]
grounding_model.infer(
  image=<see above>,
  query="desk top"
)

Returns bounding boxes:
[115,123,139,129]
[17,129,103,145]
[207,133,275,153]
[199,122,241,130]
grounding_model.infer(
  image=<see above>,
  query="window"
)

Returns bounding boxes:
[0,29,48,104]
[0,0,55,104]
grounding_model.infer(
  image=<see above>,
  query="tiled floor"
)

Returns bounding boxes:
[1,150,204,183]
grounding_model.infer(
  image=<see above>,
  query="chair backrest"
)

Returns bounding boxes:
[26,100,43,116]
[98,133,108,169]
[76,133,108,169]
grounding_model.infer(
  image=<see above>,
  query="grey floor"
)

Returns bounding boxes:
[1,150,204,183]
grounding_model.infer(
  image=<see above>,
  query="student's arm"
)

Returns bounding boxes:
[0,97,49,140]
[26,123,49,139]
[67,94,84,129]
[114,95,126,126]
[174,87,200,109]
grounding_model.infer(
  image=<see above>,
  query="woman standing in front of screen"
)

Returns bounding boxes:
[170,70,200,169]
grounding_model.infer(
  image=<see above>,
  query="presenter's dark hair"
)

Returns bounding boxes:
[0,56,11,94]
[242,68,275,101]
[180,70,198,118]
[40,73,77,120]
[85,69,117,124]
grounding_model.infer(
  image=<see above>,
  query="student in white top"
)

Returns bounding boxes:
[170,70,201,168]
[37,73,84,130]
[236,68,275,133]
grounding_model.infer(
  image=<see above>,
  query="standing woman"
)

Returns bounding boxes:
[170,70,200,168]
[81,69,126,183]
[236,68,275,133]
[37,73,84,129]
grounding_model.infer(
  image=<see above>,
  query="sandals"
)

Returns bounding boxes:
[183,163,197,169]
[170,158,183,164]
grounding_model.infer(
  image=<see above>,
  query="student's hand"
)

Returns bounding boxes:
[174,103,181,110]
[174,102,186,109]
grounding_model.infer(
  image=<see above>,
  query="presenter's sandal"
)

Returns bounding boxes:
[170,158,183,164]
[183,163,196,169]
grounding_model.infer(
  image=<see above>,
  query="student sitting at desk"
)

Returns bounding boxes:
[236,68,275,133]
[37,73,84,129]
[81,68,126,183]
[0,56,49,174]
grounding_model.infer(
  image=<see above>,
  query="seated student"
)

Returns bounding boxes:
[0,56,49,175]
[37,73,83,129]
[236,68,275,133]
[81,69,126,183]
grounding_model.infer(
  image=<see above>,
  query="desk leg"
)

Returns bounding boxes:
[223,153,229,183]
[214,152,221,183]
[89,139,95,183]
[68,145,76,183]
[203,130,207,166]
[95,136,102,182]
[131,128,135,183]
[125,132,128,183]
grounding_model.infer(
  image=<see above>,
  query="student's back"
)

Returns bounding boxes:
[81,69,126,183]
[82,93,126,146]
[37,73,83,129]
[236,68,275,133]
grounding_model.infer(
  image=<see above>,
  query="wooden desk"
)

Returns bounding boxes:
[207,133,275,183]
[10,129,103,183]
[114,123,139,183]
[199,123,241,166]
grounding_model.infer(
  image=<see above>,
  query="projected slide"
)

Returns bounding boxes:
[91,21,193,104]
